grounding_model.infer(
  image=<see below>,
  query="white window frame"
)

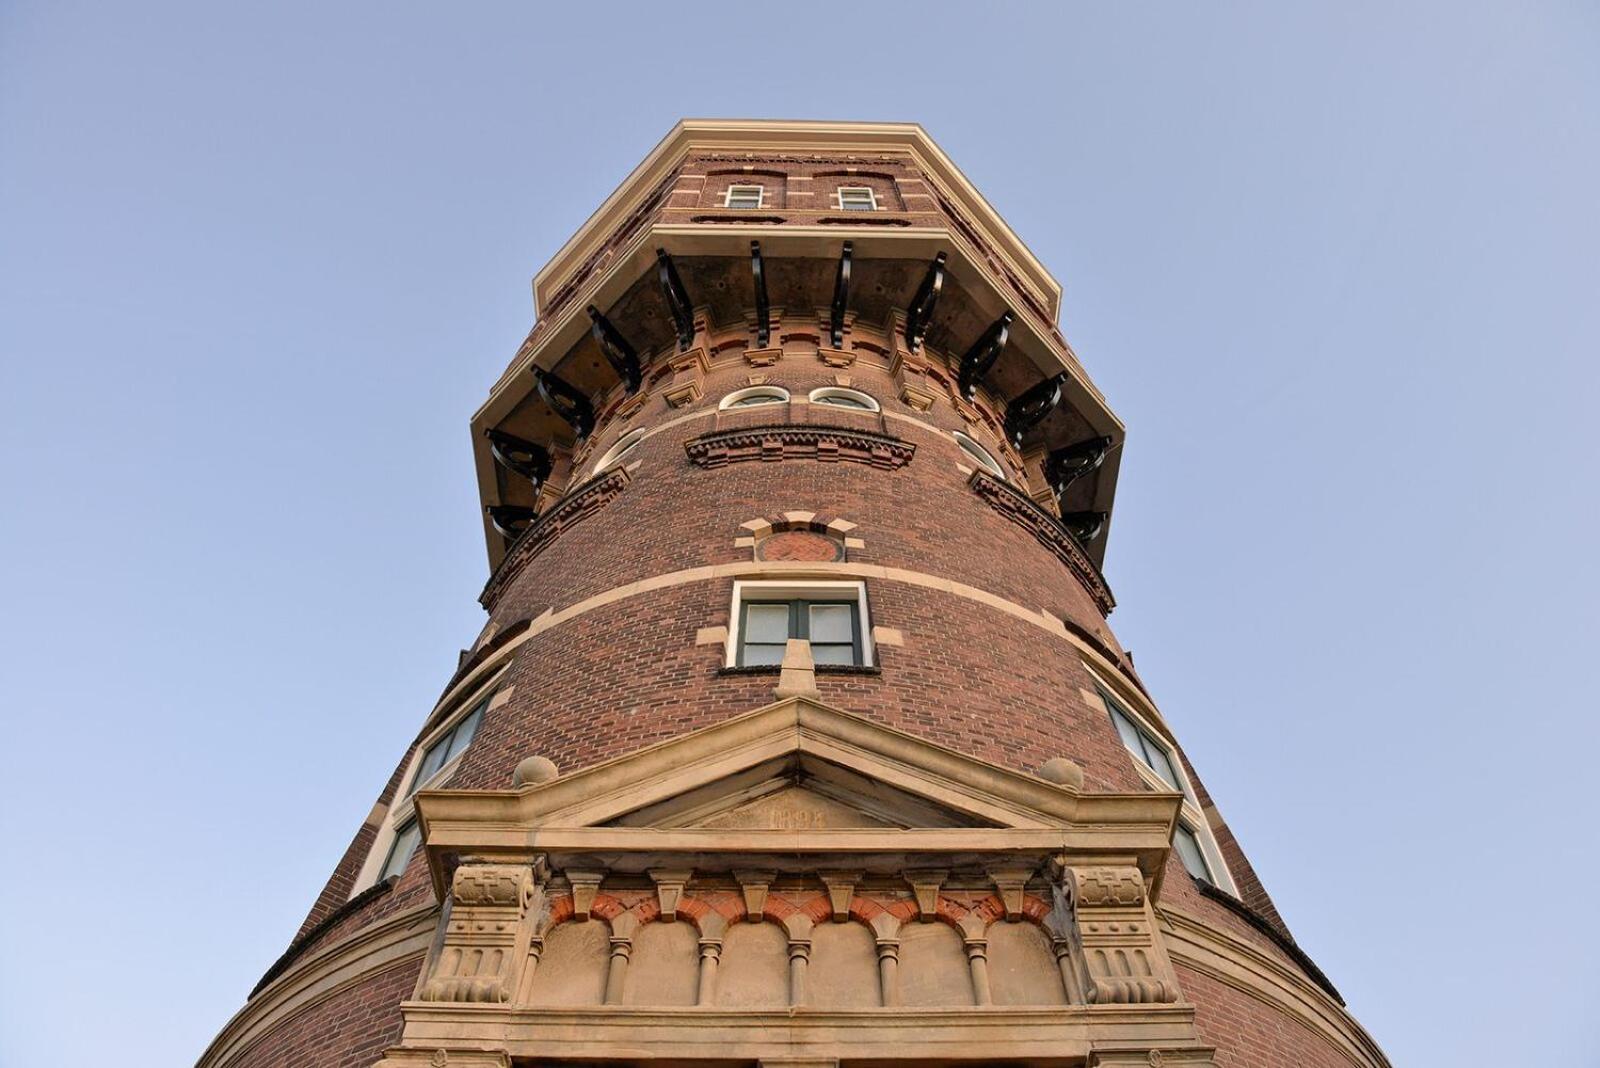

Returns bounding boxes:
[834,186,879,211]
[591,427,647,475]
[725,579,874,669]
[722,184,766,209]
[350,672,505,895]
[808,386,880,412]
[1085,665,1238,895]
[953,430,1007,480]
[719,385,790,410]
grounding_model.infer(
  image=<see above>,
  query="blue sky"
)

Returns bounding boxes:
[2,2,1596,1065]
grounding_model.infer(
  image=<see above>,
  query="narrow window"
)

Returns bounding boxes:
[379,817,422,881]
[405,695,488,799]
[723,184,764,209]
[1105,698,1179,790]
[1172,822,1215,885]
[836,187,878,211]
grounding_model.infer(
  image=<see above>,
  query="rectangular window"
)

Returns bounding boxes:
[379,817,421,881]
[1106,700,1180,790]
[723,184,764,209]
[836,187,878,211]
[737,598,863,666]
[405,697,487,798]
[1172,822,1214,885]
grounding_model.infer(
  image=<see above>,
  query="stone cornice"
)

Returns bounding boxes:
[683,424,915,470]
[479,466,631,611]
[968,468,1116,615]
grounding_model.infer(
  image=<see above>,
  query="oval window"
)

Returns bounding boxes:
[591,428,647,475]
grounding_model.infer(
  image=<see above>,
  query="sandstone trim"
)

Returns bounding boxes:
[684,424,915,470]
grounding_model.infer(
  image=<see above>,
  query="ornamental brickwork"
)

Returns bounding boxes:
[198,122,1386,1068]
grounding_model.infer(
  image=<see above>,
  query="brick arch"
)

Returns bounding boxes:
[737,511,863,560]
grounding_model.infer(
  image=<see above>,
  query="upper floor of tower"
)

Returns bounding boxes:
[471,120,1125,574]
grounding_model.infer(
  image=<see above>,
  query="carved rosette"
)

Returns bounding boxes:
[1062,866,1180,1006]
[418,862,543,1004]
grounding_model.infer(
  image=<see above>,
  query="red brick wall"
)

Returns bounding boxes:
[1176,963,1355,1068]
[229,957,421,1068]
[247,325,1346,1065]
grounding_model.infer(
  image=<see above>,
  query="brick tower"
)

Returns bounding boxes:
[199,121,1388,1068]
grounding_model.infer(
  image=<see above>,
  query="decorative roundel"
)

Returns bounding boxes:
[755,529,845,563]
[720,386,790,409]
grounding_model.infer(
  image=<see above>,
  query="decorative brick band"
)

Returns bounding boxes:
[684,425,915,470]
[480,467,632,611]
[967,469,1116,615]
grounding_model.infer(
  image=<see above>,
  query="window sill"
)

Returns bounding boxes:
[718,664,881,677]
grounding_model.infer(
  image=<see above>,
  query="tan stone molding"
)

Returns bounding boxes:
[195,902,438,1068]
[968,467,1116,614]
[479,466,632,611]
[1062,865,1182,1007]
[417,863,543,1004]
[683,424,915,470]
[1159,905,1390,1068]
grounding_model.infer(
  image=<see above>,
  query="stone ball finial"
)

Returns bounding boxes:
[513,755,560,787]
[1037,757,1084,789]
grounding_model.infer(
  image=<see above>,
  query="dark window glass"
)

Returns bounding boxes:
[1173,823,1213,884]
[380,818,421,881]
[406,696,490,798]
[738,598,862,667]
[1104,692,1182,791]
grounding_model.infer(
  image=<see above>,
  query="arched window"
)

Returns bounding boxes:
[808,387,879,412]
[953,431,1006,480]
[591,428,647,475]
[719,386,790,410]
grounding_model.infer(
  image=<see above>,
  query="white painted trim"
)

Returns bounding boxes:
[808,386,880,412]
[725,578,875,668]
[721,183,766,209]
[952,430,1006,480]
[590,427,647,475]
[834,186,879,211]
[718,385,790,410]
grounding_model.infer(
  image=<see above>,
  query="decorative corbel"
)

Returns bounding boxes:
[565,870,604,921]
[485,428,552,488]
[818,870,861,922]
[751,241,771,348]
[1061,510,1108,546]
[586,305,642,393]
[987,866,1034,921]
[957,311,1013,401]
[904,869,947,921]
[485,504,536,540]
[532,368,595,440]
[735,870,774,921]
[417,862,544,1004]
[1061,865,1181,1005]
[656,249,696,351]
[904,251,946,352]
[649,869,692,921]
[1003,372,1066,448]
[829,241,853,350]
[1046,434,1114,502]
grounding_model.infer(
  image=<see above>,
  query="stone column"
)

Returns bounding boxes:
[788,940,812,1006]
[875,939,901,1007]
[696,939,722,1006]
[603,938,633,1005]
[964,938,993,1006]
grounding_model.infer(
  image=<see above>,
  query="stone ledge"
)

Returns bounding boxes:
[685,425,915,470]
[480,467,632,611]
[967,469,1116,615]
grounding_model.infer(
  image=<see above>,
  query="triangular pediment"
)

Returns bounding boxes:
[491,695,1088,831]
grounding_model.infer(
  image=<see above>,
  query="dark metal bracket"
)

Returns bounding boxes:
[1061,510,1108,546]
[486,504,538,540]
[1046,435,1113,501]
[656,249,695,351]
[957,311,1013,400]
[904,251,946,351]
[1003,372,1066,448]
[751,241,771,348]
[829,241,853,349]
[485,428,553,487]
[533,367,595,440]
[586,305,642,394]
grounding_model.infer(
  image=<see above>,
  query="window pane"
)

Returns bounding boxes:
[1143,738,1180,790]
[1173,824,1212,883]
[808,603,855,644]
[444,704,484,763]
[811,643,856,666]
[381,820,421,881]
[730,393,782,407]
[1108,705,1143,755]
[745,603,792,643]
[742,643,787,666]
[409,742,447,796]
[817,394,871,409]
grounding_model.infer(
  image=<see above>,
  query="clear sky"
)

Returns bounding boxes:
[2,2,1596,1065]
